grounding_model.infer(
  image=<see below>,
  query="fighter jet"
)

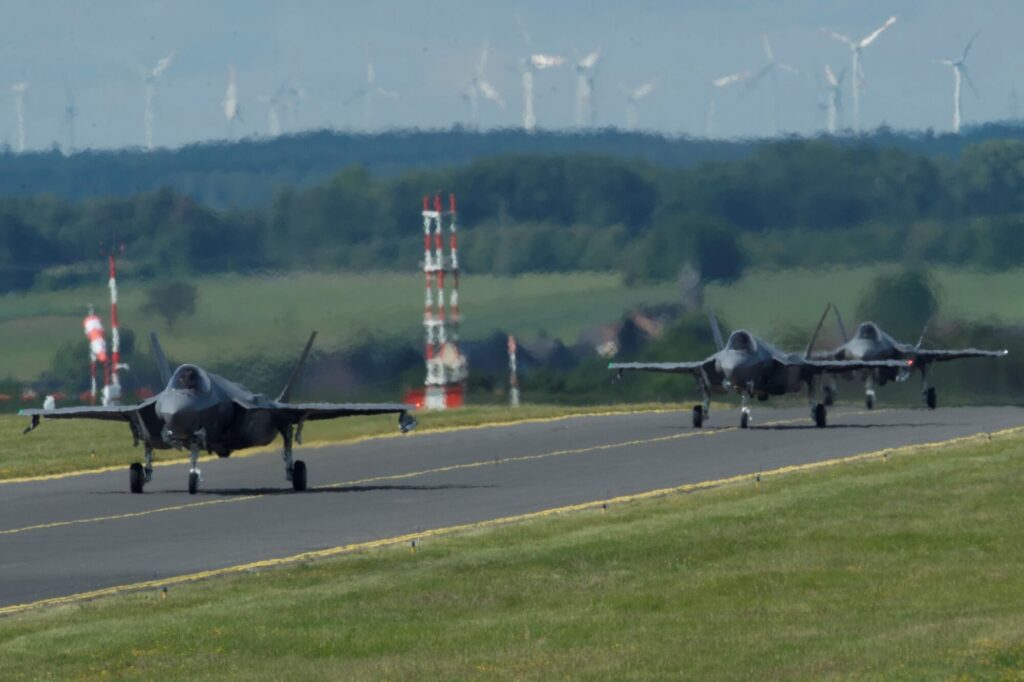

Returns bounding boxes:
[609,309,910,429]
[21,332,417,494]
[815,305,1008,410]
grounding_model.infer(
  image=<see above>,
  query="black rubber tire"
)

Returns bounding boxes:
[292,460,307,492]
[925,387,937,410]
[865,393,875,410]
[188,471,199,495]
[692,406,704,429]
[740,411,750,429]
[823,385,835,407]
[129,462,144,494]
[814,403,827,428]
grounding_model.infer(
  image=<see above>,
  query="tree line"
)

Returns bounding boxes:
[6,137,1024,293]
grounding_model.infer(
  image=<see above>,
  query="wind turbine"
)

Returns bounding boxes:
[142,53,174,150]
[11,83,27,153]
[823,64,846,134]
[747,34,798,132]
[521,53,564,131]
[620,77,659,131]
[63,84,77,154]
[223,64,242,135]
[936,30,980,134]
[345,45,398,130]
[574,49,601,127]
[463,43,505,127]
[705,70,751,138]
[823,16,898,132]
[259,79,306,136]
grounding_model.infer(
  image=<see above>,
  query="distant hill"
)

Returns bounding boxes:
[2,123,1023,208]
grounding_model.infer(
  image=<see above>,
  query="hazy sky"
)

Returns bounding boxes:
[3,0,1023,151]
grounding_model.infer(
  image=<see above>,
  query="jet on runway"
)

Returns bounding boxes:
[609,309,910,429]
[816,305,1008,410]
[21,332,417,494]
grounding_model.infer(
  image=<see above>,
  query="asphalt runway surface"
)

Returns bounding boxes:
[1,405,1021,610]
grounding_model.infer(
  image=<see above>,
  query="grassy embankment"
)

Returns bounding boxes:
[1,429,1022,678]
[0,403,687,481]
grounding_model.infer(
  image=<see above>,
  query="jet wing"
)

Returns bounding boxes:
[264,402,414,422]
[801,359,911,375]
[20,404,144,423]
[609,361,708,374]
[911,349,1008,363]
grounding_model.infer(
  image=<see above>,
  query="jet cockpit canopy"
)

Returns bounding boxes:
[168,364,212,393]
[726,330,758,353]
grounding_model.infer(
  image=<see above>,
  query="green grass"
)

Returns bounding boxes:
[0,271,678,380]
[2,430,1023,679]
[705,263,1024,339]
[0,403,684,481]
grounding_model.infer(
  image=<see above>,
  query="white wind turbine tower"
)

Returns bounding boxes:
[521,53,564,132]
[223,64,241,135]
[258,92,281,136]
[142,53,174,151]
[620,77,659,131]
[823,64,846,134]
[705,70,751,138]
[824,16,898,132]
[574,49,601,127]
[748,34,798,132]
[936,30,980,134]
[346,45,398,131]
[11,83,27,152]
[463,43,505,127]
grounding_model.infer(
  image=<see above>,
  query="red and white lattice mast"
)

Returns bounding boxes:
[83,308,107,406]
[415,193,467,409]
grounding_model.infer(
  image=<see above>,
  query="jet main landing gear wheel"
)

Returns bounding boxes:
[865,391,876,410]
[692,405,704,428]
[925,387,937,410]
[188,471,199,495]
[740,409,750,429]
[292,460,307,491]
[813,403,827,428]
[129,462,144,494]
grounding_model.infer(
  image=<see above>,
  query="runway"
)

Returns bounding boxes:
[1,405,1021,611]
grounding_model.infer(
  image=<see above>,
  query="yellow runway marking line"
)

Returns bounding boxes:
[2,422,1019,617]
[0,407,691,485]
[0,410,788,536]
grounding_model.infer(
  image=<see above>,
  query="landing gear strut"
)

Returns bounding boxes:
[864,375,876,410]
[921,364,937,409]
[281,424,307,492]
[739,386,752,429]
[692,375,711,429]
[808,378,827,428]
[187,446,202,495]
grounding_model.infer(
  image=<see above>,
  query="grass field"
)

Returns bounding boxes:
[704,264,1024,339]
[5,265,1024,385]
[0,403,687,481]
[0,271,678,381]
[1,428,1022,678]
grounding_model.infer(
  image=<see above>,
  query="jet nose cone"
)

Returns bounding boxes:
[157,393,198,436]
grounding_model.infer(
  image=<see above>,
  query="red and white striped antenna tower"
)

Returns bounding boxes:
[508,334,520,407]
[416,192,466,409]
[104,250,123,405]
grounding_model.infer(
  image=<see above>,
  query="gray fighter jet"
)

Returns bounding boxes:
[816,305,1008,410]
[21,332,417,494]
[609,309,909,429]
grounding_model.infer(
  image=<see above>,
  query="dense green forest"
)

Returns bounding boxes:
[5,136,1024,292]
[1,124,1024,207]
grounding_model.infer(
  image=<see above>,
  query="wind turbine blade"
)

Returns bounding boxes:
[530,54,564,69]
[579,50,600,70]
[825,64,838,86]
[152,53,174,78]
[632,78,660,100]
[822,29,856,48]
[478,80,505,108]
[859,15,898,48]
[762,34,775,61]
[712,70,751,88]
[961,65,980,98]
[962,29,981,61]
[376,87,399,99]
